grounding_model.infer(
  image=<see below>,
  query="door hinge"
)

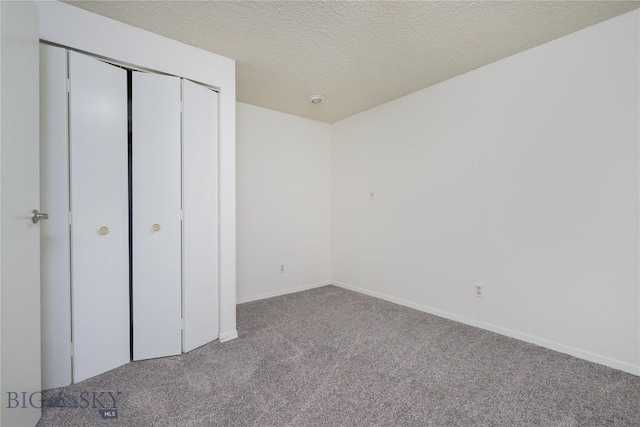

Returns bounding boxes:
[66,78,70,93]
[181,318,184,330]
[68,211,72,225]
[70,342,74,357]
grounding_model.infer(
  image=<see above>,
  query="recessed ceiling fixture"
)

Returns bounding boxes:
[307,94,325,105]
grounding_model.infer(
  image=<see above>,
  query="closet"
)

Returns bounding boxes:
[40,45,220,387]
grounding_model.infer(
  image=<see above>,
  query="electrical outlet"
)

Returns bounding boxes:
[280,264,285,273]
[474,283,483,298]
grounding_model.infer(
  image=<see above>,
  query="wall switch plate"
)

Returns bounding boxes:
[474,283,483,298]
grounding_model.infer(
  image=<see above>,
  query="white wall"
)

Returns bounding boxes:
[332,10,640,374]
[237,103,332,303]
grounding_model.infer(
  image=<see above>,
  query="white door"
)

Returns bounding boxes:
[132,71,182,360]
[182,80,220,352]
[0,1,42,426]
[40,44,72,390]
[69,51,130,383]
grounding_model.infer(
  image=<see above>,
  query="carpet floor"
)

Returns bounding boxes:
[37,285,639,426]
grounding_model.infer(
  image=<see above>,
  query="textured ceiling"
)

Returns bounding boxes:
[65,1,639,123]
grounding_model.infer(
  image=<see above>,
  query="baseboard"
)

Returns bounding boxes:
[219,330,238,342]
[236,280,332,304]
[331,281,640,376]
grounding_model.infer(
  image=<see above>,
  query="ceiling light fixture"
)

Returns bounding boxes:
[307,94,325,105]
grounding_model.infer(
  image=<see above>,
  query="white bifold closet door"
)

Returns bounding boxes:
[182,80,220,351]
[132,72,182,360]
[69,51,130,383]
[40,44,72,389]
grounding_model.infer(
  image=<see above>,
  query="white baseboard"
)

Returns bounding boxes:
[236,280,331,304]
[219,330,238,342]
[331,281,640,376]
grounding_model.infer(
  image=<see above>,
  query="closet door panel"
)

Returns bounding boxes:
[182,80,219,352]
[132,72,182,360]
[40,44,72,389]
[69,51,129,383]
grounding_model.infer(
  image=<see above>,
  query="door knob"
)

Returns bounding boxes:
[99,226,109,235]
[32,209,49,224]
[152,223,161,232]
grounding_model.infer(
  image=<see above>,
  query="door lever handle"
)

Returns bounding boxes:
[32,209,49,224]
